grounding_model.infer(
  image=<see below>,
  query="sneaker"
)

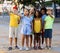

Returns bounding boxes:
[49,46,52,50]
[45,46,49,49]
[15,46,19,49]
[25,47,29,51]
[8,47,12,50]
[38,46,43,50]
[33,46,37,50]
[19,47,25,50]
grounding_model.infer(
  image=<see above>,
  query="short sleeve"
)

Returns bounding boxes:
[44,16,48,21]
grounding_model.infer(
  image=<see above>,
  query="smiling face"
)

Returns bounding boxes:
[24,8,29,16]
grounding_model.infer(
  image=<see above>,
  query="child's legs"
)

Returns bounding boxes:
[27,25,32,47]
[9,27,14,47]
[42,29,44,44]
[44,29,52,47]
[21,34,25,47]
[34,33,37,47]
[45,38,49,46]
[20,25,27,47]
[44,29,49,46]
[37,34,41,47]
[30,35,32,47]
[14,28,18,46]
[48,29,52,47]
[9,38,13,47]
[49,38,52,47]
[26,35,29,47]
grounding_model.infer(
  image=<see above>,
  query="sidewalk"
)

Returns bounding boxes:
[0,23,60,53]
[55,18,60,23]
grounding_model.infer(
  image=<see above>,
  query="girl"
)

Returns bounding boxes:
[29,7,35,48]
[33,10,42,49]
[20,8,33,50]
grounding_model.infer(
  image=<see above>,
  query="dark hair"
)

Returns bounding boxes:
[23,8,30,12]
[34,10,42,18]
[41,7,47,14]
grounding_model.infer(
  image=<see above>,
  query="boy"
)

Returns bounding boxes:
[5,6,20,50]
[44,9,54,49]
[41,7,47,44]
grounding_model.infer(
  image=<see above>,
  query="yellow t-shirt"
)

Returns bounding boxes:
[9,13,20,27]
[34,18,42,33]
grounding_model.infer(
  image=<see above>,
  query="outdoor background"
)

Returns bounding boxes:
[0,0,60,53]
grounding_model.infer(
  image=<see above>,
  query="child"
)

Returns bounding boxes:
[5,6,20,50]
[33,10,42,49]
[19,8,33,50]
[44,9,54,49]
[29,7,35,48]
[41,7,47,44]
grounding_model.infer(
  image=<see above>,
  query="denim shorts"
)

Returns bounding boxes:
[44,29,52,38]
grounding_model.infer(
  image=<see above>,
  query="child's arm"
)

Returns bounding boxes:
[18,19,20,24]
[4,7,21,17]
[49,14,54,18]
[40,18,42,33]
[18,16,20,24]
[4,7,11,14]
[32,19,34,33]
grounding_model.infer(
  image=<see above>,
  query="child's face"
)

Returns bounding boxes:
[13,9,18,14]
[47,9,52,15]
[24,9,29,16]
[41,10,45,15]
[30,8,34,14]
[35,11,39,17]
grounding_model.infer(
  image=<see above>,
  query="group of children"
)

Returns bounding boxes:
[4,5,54,51]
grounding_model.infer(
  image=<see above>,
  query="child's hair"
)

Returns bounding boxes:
[30,7,35,14]
[46,9,52,15]
[23,8,30,12]
[34,10,42,18]
[23,8,30,16]
[41,7,47,14]
[47,9,52,12]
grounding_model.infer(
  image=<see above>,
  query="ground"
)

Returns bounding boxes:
[0,16,60,53]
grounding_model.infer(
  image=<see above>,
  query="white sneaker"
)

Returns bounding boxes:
[25,47,29,51]
[19,47,25,50]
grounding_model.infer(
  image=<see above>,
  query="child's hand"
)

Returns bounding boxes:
[4,7,7,10]
[18,20,20,24]
[40,30,42,33]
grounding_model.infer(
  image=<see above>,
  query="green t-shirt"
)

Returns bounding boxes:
[44,15,54,29]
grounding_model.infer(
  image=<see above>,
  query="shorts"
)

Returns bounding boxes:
[20,25,32,35]
[9,27,18,38]
[44,29,52,38]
